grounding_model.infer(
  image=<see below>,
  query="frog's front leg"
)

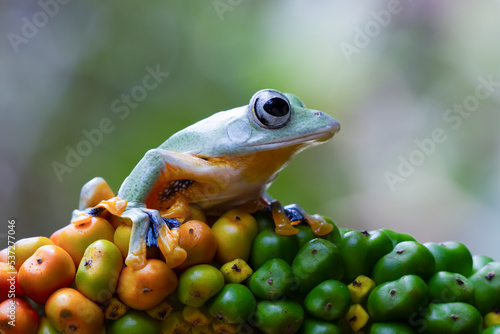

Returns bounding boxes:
[117,149,221,269]
[120,204,151,269]
[122,205,186,269]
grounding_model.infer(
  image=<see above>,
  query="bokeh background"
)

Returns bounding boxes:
[1,1,499,258]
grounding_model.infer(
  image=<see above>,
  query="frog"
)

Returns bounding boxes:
[72,89,340,270]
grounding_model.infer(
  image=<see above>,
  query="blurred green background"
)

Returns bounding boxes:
[1,1,499,258]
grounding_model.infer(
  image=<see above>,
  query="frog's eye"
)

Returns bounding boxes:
[250,89,291,129]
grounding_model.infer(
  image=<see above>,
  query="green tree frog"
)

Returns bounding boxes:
[72,89,340,270]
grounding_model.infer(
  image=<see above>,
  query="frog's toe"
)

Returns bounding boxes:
[71,196,127,228]
[270,201,299,236]
[70,206,107,226]
[78,177,115,210]
[125,250,147,270]
[284,203,333,236]
[307,214,333,236]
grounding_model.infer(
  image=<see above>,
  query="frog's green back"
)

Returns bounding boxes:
[158,106,249,156]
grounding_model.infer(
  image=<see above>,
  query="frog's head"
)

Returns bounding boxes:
[241,89,340,151]
[162,89,340,157]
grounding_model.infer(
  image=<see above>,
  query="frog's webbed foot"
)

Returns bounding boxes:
[78,177,115,210]
[269,201,333,236]
[144,209,187,269]
[71,176,126,225]
[123,206,187,270]
[71,195,128,226]
[283,203,333,236]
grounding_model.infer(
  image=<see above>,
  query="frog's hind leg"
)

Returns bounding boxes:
[265,199,333,236]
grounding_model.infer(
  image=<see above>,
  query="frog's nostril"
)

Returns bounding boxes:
[314,111,322,117]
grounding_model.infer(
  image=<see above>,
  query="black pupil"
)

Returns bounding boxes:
[263,97,289,117]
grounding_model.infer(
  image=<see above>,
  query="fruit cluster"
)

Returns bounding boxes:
[1,206,499,334]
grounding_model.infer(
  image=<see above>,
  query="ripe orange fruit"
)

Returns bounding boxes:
[18,245,75,304]
[45,288,104,333]
[117,259,178,310]
[57,217,115,266]
[0,298,39,334]
[0,263,23,303]
[49,226,65,244]
[176,220,217,271]
[9,237,54,271]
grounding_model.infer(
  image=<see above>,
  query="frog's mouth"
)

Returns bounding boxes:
[246,125,340,150]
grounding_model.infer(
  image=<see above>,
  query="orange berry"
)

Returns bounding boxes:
[117,259,178,310]
[18,245,75,304]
